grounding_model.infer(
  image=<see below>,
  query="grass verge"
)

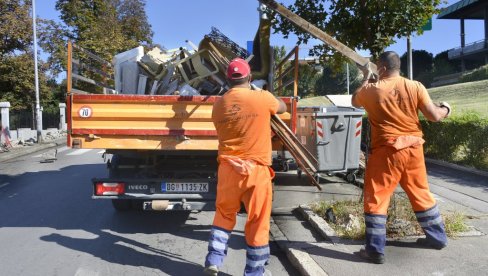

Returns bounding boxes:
[311,195,469,240]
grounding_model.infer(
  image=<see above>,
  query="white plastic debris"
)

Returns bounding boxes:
[178,84,200,96]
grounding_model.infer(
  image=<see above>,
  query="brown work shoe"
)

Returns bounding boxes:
[359,248,385,264]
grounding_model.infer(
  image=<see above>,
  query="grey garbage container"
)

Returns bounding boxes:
[296,106,365,182]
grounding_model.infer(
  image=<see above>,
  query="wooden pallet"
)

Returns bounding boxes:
[271,115,321,190]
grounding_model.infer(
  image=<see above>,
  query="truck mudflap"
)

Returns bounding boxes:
[92,177,217,211]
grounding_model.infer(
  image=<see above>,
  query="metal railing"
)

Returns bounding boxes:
[10,109,34,130]
[272,46,299,97]
[448,38,488,59]
[67,41,115,95]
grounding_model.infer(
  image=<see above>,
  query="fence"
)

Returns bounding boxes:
[8,108,60,130]
[10,109,34,130]
[43,109,61,129]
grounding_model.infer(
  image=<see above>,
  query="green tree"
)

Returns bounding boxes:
[0,54,52,110]
[0,0,32,55]
[400,50,433,79]
[0,0,53,111]
[115,0,153,48]
[315,61,361,95]
[297,62,320,98]
[433,50,460,77]
[270,0,442,63]
[55,0,153,61]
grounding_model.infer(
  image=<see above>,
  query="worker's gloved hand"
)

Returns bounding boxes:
[358,62,377,82]
[439,101,452,118]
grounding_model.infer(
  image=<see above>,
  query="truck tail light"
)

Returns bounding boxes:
[95,182,125,196]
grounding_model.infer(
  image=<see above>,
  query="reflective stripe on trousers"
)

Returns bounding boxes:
[364,213,387,254]
[244,244,270,276]
[205,226,231,267]
[415,204,448,247]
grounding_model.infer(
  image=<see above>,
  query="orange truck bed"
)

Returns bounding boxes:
[68,94,297,151]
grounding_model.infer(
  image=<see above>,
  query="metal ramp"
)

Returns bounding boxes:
[271,115,321,190]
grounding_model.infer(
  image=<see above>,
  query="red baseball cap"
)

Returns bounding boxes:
[227,58,251,80]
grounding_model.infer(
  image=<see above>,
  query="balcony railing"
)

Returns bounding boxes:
[448,38,488,59]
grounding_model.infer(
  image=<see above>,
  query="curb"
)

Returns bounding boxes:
[269,217,328,276]
[0,138,66,162]
[425,158,488,178]
[297,205,341,245]
[298,199,486,243]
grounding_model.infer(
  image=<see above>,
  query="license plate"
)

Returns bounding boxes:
[161,182,209,193]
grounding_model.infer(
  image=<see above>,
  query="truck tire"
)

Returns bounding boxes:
[111,199,132,211]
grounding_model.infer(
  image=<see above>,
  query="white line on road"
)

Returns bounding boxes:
[97,150,105,154]
[0,182,10,189]
[66,149,92,156]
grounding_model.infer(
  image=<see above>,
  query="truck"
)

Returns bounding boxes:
[67,0,372,212]
[66,12,300,212]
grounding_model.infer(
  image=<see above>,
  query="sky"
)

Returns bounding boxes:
[35,0,485,59]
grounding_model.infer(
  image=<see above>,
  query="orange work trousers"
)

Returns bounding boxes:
[213,159,274,247]
[364,145,436,215]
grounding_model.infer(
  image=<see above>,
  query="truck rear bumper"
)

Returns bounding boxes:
[142,200,214,211]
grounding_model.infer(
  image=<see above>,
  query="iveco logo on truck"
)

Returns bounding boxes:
[128,185,148,190]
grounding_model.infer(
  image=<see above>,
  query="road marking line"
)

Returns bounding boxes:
[0,182,10,188]
[97,150,105,154]
[66,149,92,156]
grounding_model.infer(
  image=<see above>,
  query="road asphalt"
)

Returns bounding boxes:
[2,140,487,276]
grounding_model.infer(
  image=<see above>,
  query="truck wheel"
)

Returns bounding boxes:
[111,199,131,211]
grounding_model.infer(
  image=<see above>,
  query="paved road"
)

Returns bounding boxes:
[427,163,488,214]
[0,147,298,276]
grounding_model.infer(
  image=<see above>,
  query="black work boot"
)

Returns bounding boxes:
[359,248,385,264]
[416,238,447,250]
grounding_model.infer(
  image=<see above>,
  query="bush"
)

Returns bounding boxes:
[460,65,488,83]
[421,112,488,170]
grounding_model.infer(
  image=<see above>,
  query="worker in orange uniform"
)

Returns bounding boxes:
[203,58,286,276]
[352,51,451,264]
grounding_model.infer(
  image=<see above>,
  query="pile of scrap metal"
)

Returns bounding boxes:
[114,16,271,96]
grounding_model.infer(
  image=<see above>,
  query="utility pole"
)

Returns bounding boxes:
[32,0,42,143]
[407,35,413,80]
[346,62,350,95]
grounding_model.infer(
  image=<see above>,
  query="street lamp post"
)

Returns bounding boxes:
[32,0,42,143]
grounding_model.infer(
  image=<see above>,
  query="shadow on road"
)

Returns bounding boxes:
[0,163,244,274]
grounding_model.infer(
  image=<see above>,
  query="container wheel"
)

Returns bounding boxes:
[282,161,289,172]
[111,199,132,211]
[346,172,357,183]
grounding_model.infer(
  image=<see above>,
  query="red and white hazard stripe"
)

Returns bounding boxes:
[317,121,324,139]
[355,120,362,137]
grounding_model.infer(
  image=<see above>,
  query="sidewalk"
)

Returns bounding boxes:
[0,137,67,163]
[271,168,488,276]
